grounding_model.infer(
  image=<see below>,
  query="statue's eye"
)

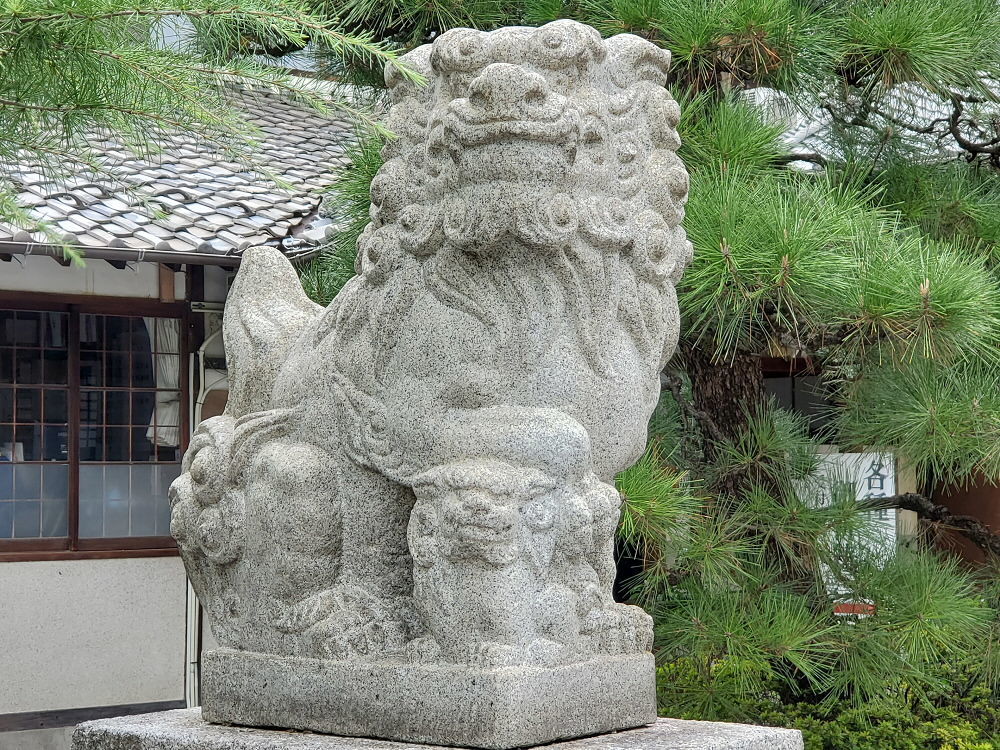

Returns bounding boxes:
[617,139,638,164]
[541,30,563,49]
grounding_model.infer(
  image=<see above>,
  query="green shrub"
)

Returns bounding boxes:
[751,700,997,750]
[658,659,1000,749]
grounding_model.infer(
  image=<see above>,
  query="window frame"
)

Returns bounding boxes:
[0,290,189,561]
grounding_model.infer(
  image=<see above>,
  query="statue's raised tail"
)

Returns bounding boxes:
[223,245,321,418]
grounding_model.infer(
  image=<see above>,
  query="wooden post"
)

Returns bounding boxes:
[896,458,920,547]
[158,264,176,303]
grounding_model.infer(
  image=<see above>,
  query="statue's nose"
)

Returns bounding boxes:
[467,63,550,114]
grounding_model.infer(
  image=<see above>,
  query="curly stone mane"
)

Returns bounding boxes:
[322,21,690,394]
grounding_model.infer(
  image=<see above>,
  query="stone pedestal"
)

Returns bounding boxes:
[202,649,655,749]
[72,709,804,750]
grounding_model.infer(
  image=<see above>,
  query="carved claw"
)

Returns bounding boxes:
[278,585,410,660]
[311,616,408,661]
[273,589,338,634]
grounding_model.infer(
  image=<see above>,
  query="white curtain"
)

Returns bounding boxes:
[143,317,181,448]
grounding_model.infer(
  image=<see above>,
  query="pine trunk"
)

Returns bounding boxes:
[683,344,765,452]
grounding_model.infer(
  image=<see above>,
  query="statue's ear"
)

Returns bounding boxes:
[223,246,321,418]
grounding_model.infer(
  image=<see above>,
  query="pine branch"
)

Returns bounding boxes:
[4,5,419,81]
[948,95,1000,159]
[771,152,827,167]
[0,96,192,129]
[868,102,951,136]
[881,492,1000,558]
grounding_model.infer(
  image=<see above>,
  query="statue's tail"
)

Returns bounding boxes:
[223,245,322,417]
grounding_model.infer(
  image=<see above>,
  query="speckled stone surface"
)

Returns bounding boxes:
[202,649,655,749]
[168,17,693,750]
[72,710,803,750]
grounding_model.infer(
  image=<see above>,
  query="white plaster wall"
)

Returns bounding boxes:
[0,726,74,750]
[0,255,183,298]
[201,606,221,654]
[0,557,187,713]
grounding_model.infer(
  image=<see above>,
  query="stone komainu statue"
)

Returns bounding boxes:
[168,19,691,750]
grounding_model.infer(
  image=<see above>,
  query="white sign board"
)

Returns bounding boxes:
[810,452,897,550]
[798,452,898,607]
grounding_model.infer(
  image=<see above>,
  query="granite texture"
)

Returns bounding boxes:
[168,18,692,749]
[72,711,803,750]
[201,649,656,748]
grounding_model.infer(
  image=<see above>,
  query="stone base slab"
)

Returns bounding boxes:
[72,709,803,750]
[200,649,656,749]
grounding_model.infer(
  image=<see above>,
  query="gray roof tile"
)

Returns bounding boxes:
[0,85,353,262]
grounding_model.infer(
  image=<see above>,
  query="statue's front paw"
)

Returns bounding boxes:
[277,585,409,660]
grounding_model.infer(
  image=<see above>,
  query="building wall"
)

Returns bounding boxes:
[0,257,214,744]
[0,557,187,714]
[0,726,75,750]
[0,255,185,299]
[0,259,229,750]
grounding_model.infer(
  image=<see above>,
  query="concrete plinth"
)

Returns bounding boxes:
[200,649,657,749]
[72,709,804,750]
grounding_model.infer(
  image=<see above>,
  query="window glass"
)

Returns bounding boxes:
[0,309,181,543]
[44,390,67,423]
[80,351,103,386]
[0,310,70,540]
[43,350,68,385]
[0,348,11,384]
[78,315,181,539]
[15,350,43,384]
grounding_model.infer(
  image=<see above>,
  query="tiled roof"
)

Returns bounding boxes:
[0,86,354,265]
